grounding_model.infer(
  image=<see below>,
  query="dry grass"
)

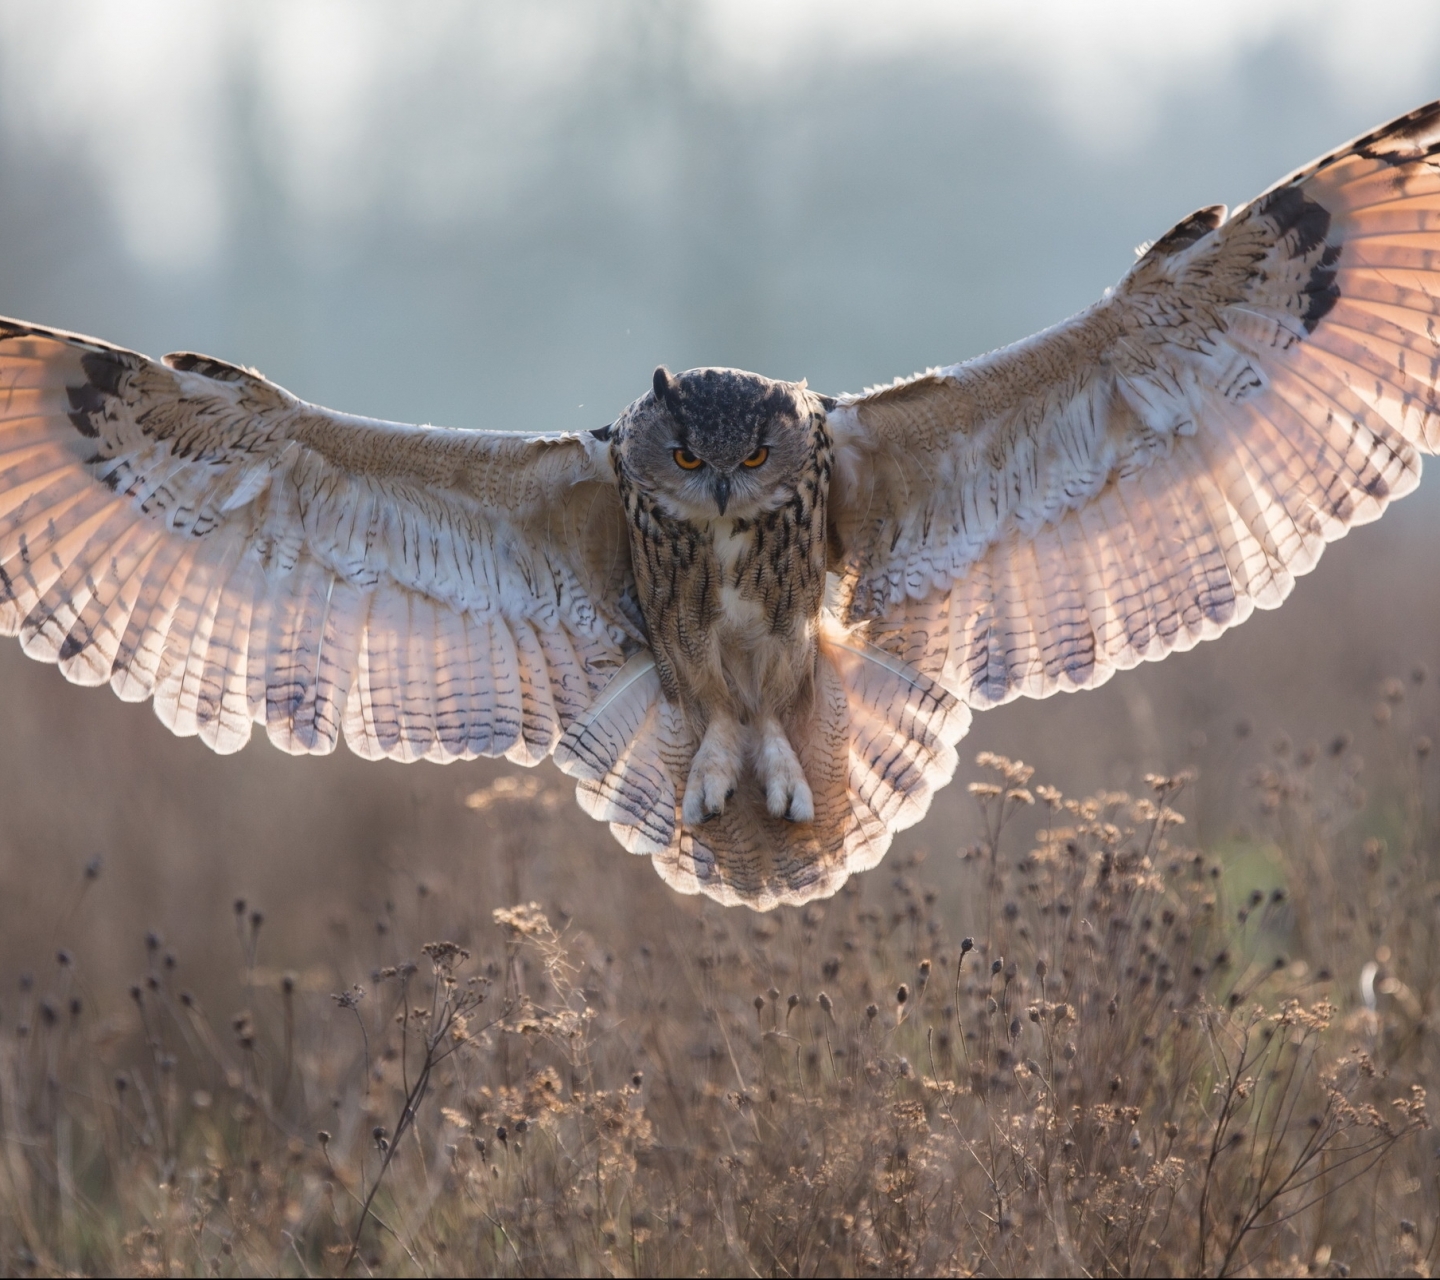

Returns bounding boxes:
[3,670,1440,1277]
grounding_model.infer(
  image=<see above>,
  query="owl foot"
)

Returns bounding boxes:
[683,715,744,826]
[758,720,814,823]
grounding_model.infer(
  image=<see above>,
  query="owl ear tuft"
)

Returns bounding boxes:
[652,366,682,416]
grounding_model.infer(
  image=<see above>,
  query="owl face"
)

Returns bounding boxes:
[614,366,820,521]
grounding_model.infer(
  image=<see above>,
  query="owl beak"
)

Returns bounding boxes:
[711,472,732,515]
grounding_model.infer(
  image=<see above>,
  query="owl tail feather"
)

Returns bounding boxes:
[553,651,690,856]
[556,617,971,910]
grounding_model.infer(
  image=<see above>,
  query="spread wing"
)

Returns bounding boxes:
[828,100,1440,709]
[0,319,638,760]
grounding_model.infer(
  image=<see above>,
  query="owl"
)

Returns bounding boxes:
[3,101,1440,910]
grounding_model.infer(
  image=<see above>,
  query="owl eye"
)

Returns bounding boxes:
[672,447,704,470]
[742,446,769,468]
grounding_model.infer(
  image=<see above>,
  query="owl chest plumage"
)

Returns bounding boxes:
[616,431,832,725]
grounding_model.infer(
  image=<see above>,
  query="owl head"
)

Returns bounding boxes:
[612,366,823,521]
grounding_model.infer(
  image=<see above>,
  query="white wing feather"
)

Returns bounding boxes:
[830,101,1440,710]
[0,321,639,758]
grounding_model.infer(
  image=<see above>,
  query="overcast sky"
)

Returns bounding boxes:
[0,1,1435,428]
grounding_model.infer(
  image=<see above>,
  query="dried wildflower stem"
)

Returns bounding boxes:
[7,736,1440,1274]
[341,942,493,1273]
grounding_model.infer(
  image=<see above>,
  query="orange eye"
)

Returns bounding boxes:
[742,446,769,468]
[672,448,703,470]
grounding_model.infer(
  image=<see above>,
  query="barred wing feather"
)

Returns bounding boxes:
[0,320,638,759]
[829,101,1440,709]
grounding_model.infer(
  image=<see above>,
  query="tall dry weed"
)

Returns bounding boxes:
[2,682,1440,1276]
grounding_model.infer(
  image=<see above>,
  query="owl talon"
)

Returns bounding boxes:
[683,716,744,827]
[780,778,815,824]
[759,720,814,824]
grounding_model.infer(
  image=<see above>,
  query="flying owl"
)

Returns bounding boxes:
[3,102,1440,910]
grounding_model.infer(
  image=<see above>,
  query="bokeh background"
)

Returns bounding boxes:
[1,0,1438,986]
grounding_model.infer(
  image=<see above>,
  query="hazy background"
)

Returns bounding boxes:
[1,0,1439,983]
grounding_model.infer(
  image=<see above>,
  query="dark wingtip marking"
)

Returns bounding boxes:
[1258,188,1342,334]
[163,351,254,383]
[590,423,613,442]
[1301,242,1342,333]
[1261,186,1332,257]
[79,350,128,396]
[58,632,88,662]
[1146,204,1227,259]
[1356,99,1440,168]
[65,383,105,438]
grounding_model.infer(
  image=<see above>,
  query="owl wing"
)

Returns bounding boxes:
[828,100,1440,710]
[0,318,639,761]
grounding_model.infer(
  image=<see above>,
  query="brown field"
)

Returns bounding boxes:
[1,498,1439,1277]
[3,10,1440,1273]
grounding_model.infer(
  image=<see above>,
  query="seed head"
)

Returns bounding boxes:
[896,984,909,1006]
[865,1003,879,1021]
